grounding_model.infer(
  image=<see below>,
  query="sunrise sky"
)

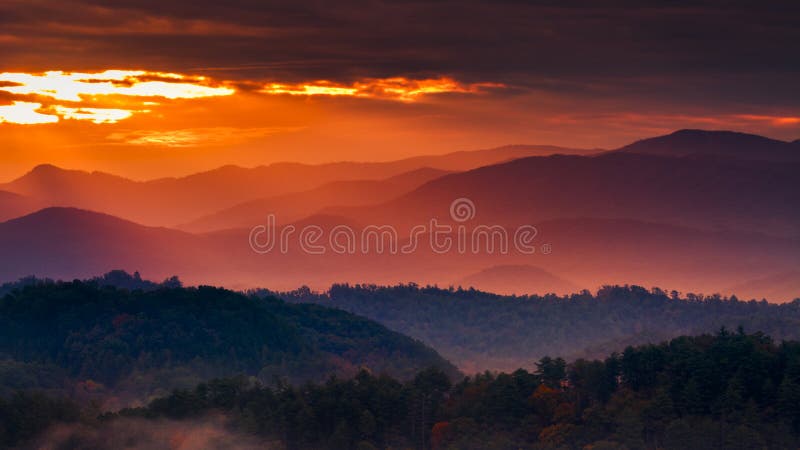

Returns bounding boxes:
[1,0,799,180]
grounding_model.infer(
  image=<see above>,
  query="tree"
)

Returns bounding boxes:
[536,357,566,388]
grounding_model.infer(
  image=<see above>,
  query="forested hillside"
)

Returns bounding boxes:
[0,280,457,405]
[266,284,800,371]
[6,331,800,449]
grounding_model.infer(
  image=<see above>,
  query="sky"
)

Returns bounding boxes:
[1,0,799,180]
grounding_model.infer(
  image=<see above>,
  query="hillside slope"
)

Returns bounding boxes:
[0,280,457,404]
[0,207,212,282]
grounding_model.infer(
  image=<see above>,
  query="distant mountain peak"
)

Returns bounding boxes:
[21,164,114,180]
[616,129,799,162]
[29,163,65,174]
[7,164,135,194]
[668,128,766,137]
[652,128,785,144]
[7,206,124,224]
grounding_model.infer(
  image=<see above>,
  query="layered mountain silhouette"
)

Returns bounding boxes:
[0,130,798,300]
[2,208,798,299]
[180,167,450,232]
[389,143,599,170]
[0,145,586,226]
[0,207,214,283]
[0,190,42,222]
[341,151,800,237]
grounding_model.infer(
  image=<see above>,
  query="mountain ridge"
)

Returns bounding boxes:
[179,167,451,232]
[615,128,800,162]
[0,144,589,226]
[338,150,800,237]
[2,207,799,300]
[0,279,458,405]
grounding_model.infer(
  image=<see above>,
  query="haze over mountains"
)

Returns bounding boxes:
[456,265,579,296]
[346,151,800,237]
[0,144,588,226]
[0,190,44,222]
[179,167,451,233]
[0,208,214,283]
[0,130,798,301]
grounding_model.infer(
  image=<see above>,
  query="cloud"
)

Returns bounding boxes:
[0,70,234,102]
[260,77,504,102]
[0,69,505,126]
[3,1,799,82]
[52,105,134,124]
[107,126,305,147]
[0,70,235,124]
[734,115,800,127]
[0,0,798,171]
[0,101,59,124]
[2,1,798,127]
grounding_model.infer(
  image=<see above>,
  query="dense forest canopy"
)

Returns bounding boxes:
[0,270,181,297]
[3,273,800,448]
[264,284,800,371]
[0,279,457,405]
[5,331,800,449]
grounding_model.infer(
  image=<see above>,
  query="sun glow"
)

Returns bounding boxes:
[0,70,234,102]
[52,106,135,124]
[0,71,502,126]
[0,101,59,124]
[0,70,235,125]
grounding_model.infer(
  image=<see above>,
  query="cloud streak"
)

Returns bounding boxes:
[0,70,505,125]
[108,126,306,147]
[0,70,234,124]
[260,77,504,102]
[0,70,234,101]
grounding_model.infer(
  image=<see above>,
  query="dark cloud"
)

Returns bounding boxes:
[2,1,798,80]
[0,0,798,129]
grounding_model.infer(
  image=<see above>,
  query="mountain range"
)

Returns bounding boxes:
[0,129,798,301]
[178,167,451,232]
[0,144,589,226]
[270,284,800,372]
[341,151,800,237]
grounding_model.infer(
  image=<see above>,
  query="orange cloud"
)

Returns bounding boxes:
[735,114,800,126]
[260,77,504,102]
[0,70,234,102]
[0,101,58,124]
[107,127,305,147]
[0,70,235,124]
[51,106,135,124]
[0,71,502,127]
